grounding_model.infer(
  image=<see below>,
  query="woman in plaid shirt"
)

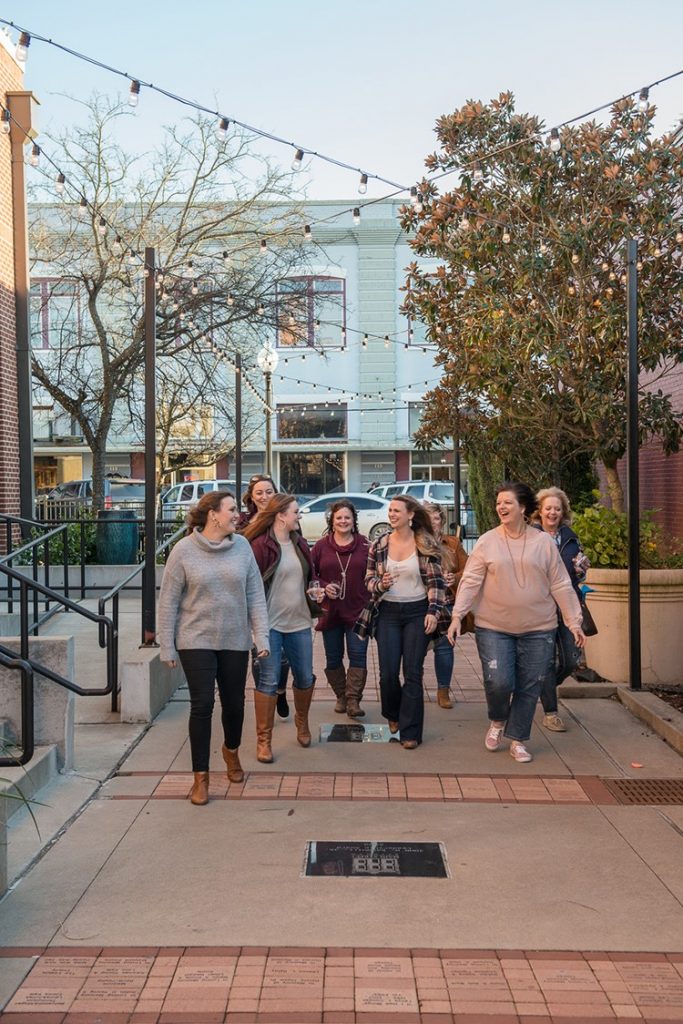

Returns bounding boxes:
[355,495,447,748]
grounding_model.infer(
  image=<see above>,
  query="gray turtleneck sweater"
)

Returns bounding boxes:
[158,529,269,661]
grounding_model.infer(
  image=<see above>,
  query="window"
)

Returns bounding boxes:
[408,402,424,435]
[30,279,82,350]
[349,496,384,511]
[277,404,347,440]
[277,276,345,348]
[279,453,344,496]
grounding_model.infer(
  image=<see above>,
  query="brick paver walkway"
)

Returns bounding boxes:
[2,946,683,1021]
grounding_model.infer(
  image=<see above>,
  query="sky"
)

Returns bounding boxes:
[3,0,683,200]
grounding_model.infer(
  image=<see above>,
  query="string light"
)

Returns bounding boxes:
[549,127,561,153]
[127,249,136,266]
[260,239,267,254]
[358,173,368,194]
[216,117,229,142]
[473,161,484,183]
[638,87,649,112]
[502,226,511,244]
[222,250,231,267]
[1,109,10,135]
[571,252,579,264]
[97,216,106,237]
[77,196,88,219]
[128,80,141,108]
[29,143,40,167]
[303,224,312,242]
[112,234,122,254]
[15,31,30,62]
[291,148,304,172]
[55,171,65,194]
[353,208,361,225]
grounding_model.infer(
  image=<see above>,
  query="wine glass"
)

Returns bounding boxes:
[307,579,324,602]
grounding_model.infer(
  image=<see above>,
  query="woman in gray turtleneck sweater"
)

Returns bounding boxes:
[158,490,269,806]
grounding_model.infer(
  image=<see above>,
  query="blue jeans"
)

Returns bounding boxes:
[376,598,429,743]
[540,621,581,712]
[475,627,556,742]
[433,635,454,689]
[322,624,368,670]
[256,628,314,695]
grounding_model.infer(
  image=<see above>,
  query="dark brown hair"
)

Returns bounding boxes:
[325,499,360,535]
[187,490,235,531]
[388,494,440,557]
[495,481,537,520]
[242,474,277,517]
[241,493,298,542]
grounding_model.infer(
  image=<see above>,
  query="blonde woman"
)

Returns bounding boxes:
[356,495,446,749]
[532,486,589,731]
[423,502,469,709]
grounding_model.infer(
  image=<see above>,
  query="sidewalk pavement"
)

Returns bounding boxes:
[1,630,683,1023]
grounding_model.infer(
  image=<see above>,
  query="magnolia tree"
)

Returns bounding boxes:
[29,97,312,509]
[400,92,683,510]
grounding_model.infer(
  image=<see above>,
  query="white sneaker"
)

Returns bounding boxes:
[484,723,504,751]
[509,741,533,763]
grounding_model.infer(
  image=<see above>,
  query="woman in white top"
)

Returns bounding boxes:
[359,496,447,748]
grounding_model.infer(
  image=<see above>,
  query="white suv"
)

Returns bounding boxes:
[159,479,236,521]
[369,480,469,530]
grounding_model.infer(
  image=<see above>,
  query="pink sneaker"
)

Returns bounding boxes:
[509,741,533,763]
[484,723,504,751]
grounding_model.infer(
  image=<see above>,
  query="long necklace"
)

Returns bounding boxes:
[334,548,353,600]
[502,525,528,588]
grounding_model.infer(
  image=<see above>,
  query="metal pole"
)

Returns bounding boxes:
[452,431,461,536]
[141,247,158,647]
[265,370,272,477]
[235,352,242,505]
[626,238,641,690]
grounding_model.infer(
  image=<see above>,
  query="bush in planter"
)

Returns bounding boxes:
[572,502,683,570]
[15,518,98,566]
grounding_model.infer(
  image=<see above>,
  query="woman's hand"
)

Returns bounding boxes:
[424,613,438,635]
[324,582,340,599]
[446,617,461,646]
[164,659,177,669]
[570,626,586,649]
[443,571,456,587]
[256,649,269,658]
[380,571,395,590]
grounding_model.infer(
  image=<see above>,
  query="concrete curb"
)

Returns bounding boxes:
[562,682,618,699]
[617,688,683,757]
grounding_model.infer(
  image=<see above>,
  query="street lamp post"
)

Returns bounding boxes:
[256,343,279,477]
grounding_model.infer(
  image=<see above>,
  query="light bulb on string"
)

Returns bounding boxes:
[55,172,66,194]
[128,80,141,107]
[191,282,199,296]
[222,250,231,268]
[539,241,548,255]
[257,303,264,316]
[15,32,30,63]
[1,109,10,135]
[571,253,579,264]
[549,127,561,153]
[185,260,195,279]
[414,194,424,213]
[260,239,267,254]
[410,186,418,205]
[384,335,389,348]
[303,224,312,242]
[77,196,88,219]
[609,271,616,281]
[362,334,368,348]
[358,173,368,194]
[473,161,484,183]
[29,144,40,167]
[601,261,609,272]
[216,117,230,142]
[97,216,106,237]
[636,260,643,271]
[676,228,683,244]
[112,235,122,254]
[502,226,511,244]
[227,293,234,306]
[127,249,137,266]
[291,148,304,172]
[638,87,649,112]
[353,208,361,226]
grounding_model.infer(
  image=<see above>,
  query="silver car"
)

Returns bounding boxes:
[297,492,391,544]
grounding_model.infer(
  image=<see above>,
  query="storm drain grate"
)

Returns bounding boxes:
[602,778,683,804]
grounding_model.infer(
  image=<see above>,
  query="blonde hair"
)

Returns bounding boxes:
[423,501,457,571]
[533,486,572,526]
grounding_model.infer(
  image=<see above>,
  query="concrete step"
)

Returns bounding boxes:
[0,744,58,823]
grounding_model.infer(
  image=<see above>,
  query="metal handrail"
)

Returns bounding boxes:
[0,649,34,766]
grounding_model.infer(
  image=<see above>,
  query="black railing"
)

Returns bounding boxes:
[0,648,34,766]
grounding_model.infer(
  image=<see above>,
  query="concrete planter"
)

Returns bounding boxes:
[584,568,683,685]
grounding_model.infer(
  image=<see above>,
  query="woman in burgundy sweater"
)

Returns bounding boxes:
[311,500,370,718]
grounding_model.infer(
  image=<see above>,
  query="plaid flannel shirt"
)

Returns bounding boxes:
[353,532,447,639]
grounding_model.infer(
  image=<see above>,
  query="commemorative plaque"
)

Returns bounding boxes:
[302,841,449,877]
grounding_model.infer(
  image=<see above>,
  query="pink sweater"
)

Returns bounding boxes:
[452,526,582,634]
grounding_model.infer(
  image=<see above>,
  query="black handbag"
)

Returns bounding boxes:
[580,598,598,637]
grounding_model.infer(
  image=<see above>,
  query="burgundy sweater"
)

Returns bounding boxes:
[311,532,370,631]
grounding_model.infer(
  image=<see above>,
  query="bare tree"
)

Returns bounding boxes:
[29,95,312,508]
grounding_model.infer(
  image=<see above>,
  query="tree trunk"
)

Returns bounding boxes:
[602,461,624,512]
[91,445,108,513]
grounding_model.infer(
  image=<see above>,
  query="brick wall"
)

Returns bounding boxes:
[0,38,23,519]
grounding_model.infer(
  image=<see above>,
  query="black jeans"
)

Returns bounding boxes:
[376,598,430,743]
[178,649,250,771]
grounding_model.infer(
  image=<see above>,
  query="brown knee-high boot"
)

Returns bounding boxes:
[346,667,367,718]
[325,666,347,714]
[190,772,209,805]
[254,692,277,763]
[293,684,315,747]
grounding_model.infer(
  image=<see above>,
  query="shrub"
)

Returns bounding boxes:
[573,503,683,569]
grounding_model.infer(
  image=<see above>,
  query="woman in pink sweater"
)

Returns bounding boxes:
[447,482,585,763]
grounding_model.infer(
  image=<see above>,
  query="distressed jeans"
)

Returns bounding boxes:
[475,627,556,742]
[540,621,581,713]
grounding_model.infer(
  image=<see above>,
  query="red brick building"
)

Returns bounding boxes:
[0,32,26,519]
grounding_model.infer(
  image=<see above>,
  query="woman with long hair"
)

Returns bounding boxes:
[158,491,268,805]
[423,502,469,709]
[355,495,446,749]
[447,482,585,763]
[531,486,589,732]
[311,500,370,718]
[242,494,320,763]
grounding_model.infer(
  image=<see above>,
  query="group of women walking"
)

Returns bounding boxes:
[158,477,588,804]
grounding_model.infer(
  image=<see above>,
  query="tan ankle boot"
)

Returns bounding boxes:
[222,744,244,783]
[437,689,454,709]
[254,691,277,763]
[346,667,367,718]
[293,684,315,747]
[190,771,209,805]
[325,666,347,713]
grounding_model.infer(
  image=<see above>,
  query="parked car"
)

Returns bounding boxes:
[45,476,146,510]
[369,480,470,531]
[158,479,237,521]
[297,492,391,544]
